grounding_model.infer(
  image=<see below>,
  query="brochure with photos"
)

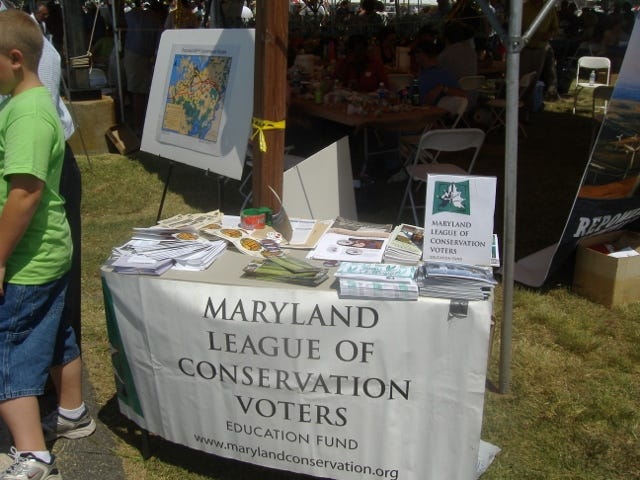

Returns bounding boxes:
[308,217,392,263]
[383,224,424,264]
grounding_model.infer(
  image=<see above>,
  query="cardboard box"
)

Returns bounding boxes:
[573,230,640,307]
[106,124,140,155]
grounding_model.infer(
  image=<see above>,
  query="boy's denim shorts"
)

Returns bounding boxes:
[0,274,80,401]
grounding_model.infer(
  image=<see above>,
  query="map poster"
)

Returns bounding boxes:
[142,29,255,181]
[158,44,235,156]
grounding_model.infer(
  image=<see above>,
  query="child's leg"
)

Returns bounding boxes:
[0,397,46,452]
[0,277,68,451]
[49,356,83,410]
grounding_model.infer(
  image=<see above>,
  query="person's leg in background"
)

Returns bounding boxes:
[542,44,560,100]
[41,144,95,442]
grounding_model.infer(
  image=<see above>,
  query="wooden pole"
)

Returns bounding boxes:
[251,0,288,210]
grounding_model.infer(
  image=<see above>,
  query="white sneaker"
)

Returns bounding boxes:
[41,407,96,441]
[0,448,61,480]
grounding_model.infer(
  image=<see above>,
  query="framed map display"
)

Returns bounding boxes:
[142,29,255,180]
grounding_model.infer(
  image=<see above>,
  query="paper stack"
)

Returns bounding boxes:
[383,224,424,265]
[335,262,419,300]
[106,226,227,275]
[417,262,497,301]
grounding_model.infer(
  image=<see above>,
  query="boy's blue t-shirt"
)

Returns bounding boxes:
[0,86,71,285]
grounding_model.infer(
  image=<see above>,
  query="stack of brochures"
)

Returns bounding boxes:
[335,262,419,300]
[106,226,227,275]
[417,262,497,301]
[383,224,424,265]
[242,255,329,286]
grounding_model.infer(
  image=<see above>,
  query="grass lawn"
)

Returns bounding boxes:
[77,90,640,479]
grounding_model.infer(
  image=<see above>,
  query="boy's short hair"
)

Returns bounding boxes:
[0,10,43,71]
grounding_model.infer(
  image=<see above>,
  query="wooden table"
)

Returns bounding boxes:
[290,98,446,130]
[290,98,447,176]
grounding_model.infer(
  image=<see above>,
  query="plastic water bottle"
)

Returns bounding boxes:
[377,82,387,105]
[589,70,596,86]
[410,78,421,106]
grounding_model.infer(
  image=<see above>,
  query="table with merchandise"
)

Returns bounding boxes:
[101,214,494,480]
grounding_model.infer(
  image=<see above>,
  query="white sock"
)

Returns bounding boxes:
[18,450,51,463]
[59,402,85,420]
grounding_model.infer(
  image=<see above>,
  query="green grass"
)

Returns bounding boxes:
[77,91,640,479]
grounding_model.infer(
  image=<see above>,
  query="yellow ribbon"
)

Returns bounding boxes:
[251,117,286,153]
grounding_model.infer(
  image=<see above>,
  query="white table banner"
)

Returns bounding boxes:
[102,269,492,480]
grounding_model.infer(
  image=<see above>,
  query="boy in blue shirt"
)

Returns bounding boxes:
[0,9,80,480]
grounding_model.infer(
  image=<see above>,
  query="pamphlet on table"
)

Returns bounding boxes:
[335,262,419,300]
[308,216,393,263]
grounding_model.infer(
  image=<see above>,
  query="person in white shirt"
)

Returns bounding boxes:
[438,20,478,81]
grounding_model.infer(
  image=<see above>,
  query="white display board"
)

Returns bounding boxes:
[423,174,497,266]
[101,252,493,480]
[141,29,255,180]
[283,136,357,220]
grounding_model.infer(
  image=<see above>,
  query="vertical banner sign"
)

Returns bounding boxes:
[516,17,640,286]
[101,268,493,480]
[423,175,497,266]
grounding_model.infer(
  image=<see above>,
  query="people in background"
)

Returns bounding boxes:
[520,0,559,106]
[32,0,49,36]
[352,0,384,36]
[410,40,465,105]
[164,0,200,29]
[336,34,387,92]
[377,26,398,69]
[438,20,478,80]
[123,0,162,135]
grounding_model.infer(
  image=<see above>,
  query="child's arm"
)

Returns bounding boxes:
[0,174,44,296]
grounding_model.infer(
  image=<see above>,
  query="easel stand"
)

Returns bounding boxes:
[155,156,230,222]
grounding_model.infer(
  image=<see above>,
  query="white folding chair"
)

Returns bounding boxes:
[396,128,485,225]
[484,71,537,137]
[398,95,469,166]
[458,74,486,112]
[572,56,611,114]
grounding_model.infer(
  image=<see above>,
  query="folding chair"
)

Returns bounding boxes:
[396,128,485,225]
[398,95,469,165]
[572,56,611,114]
[484,71,537,137]
[458,74,486,113]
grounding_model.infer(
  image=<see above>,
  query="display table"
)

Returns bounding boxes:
[102,250,493,480]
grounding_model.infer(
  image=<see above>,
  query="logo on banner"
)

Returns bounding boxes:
[433,180,471,215]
